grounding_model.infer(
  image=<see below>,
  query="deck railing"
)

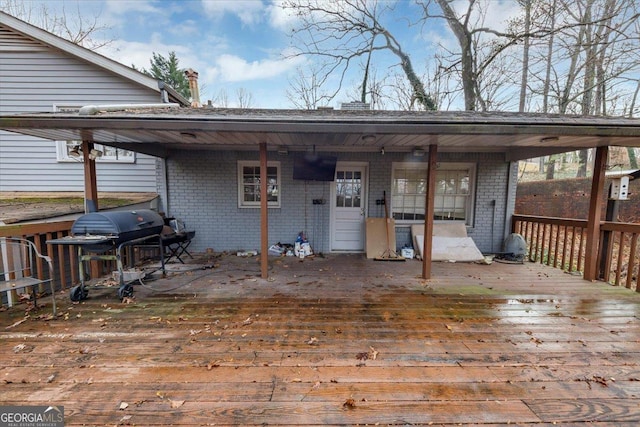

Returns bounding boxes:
[0,221,76,292]
[3,216,638,295]
[0,220,143,291]
[512,214,639,292]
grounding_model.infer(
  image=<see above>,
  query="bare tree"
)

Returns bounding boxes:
[211,89,230,108]
[507,0,640,178]
[1,0,113,50]
[235,88,254,108]
[421,0,533,111]
[286,65,333,109]
[345,63,391,110]
[518,0,533,112]
[283,0,436,110]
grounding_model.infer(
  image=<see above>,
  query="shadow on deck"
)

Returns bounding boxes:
[2,253,639,425]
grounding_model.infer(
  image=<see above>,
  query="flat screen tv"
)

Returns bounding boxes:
[293,154,337,181]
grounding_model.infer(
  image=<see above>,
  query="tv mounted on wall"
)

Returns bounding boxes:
[293,154,337,181]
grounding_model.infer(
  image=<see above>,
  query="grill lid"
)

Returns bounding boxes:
[71,210,164,237]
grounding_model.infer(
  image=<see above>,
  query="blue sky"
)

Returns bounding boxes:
[10,0,522,108]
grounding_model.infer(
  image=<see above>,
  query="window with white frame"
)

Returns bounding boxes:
[391,162,475,225]
[52,105,135,163]
[55,141,136,163]
[237,161,281,208]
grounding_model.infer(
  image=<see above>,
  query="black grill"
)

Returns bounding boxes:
[70,210,164,250]
[47,209,166,301]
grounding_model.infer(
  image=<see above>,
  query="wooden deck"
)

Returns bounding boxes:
[2,254,639,426]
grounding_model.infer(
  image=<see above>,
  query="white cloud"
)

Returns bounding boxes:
[200,0,265,26]
[450,0,522,33]
[482,1,522,32]
[167,19,201,37]
[213,53,304,82]
[98,33,199,71]
[103,0,162,15]
[267,0,300,31]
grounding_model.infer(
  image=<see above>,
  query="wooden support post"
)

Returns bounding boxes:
[260,142,269,279]
[583,146,608,281]
[81,139,100,279]
[81,140,99,213]
[422,144,438,280]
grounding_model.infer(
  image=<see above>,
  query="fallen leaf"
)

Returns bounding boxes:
[307,337,318,345]
[119,402,129,410]
[13,344,27,353]
[170,399,185,408]
[119,414,132,424]
[369,346,378,360]
[343,398,356,408]
[156,391,165,399]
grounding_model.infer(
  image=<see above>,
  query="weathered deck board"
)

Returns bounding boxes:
[1,254,639,425]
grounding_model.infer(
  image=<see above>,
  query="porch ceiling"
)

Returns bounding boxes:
[1,107,639,161]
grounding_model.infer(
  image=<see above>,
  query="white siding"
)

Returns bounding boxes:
[0,24,161,192]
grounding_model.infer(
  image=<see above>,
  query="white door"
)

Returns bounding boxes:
[331,163,367,251]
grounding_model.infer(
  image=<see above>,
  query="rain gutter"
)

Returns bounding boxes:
[78,103,181,116]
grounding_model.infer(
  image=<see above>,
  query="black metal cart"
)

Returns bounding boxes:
[47,210,166,301]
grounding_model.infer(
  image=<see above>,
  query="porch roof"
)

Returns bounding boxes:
[1,106,639,161]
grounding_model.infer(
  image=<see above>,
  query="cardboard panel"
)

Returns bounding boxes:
[412,222,483,262]
[411,222,468,239]
[365,218,397,259]
[415,235,485,262]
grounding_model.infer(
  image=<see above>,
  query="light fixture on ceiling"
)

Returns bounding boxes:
[380,146,385,155]
[540,136,559,143]
[88,149,103,160]
[277,145,289,155]
[362,134,376,144]
[69,144,82,157]
[413,147,425,157]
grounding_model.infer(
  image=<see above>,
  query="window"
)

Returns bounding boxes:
[391,162,475,225]
[56,141,136,163]
[335,170,362,208]
[238,161,281,208]
[53,104,135,163]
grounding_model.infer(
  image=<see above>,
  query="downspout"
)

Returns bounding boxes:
[159,157,170,216]
[504,161,519,241]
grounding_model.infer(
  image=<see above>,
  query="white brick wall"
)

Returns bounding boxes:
[162,150,513,254]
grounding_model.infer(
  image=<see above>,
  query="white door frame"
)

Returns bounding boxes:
[330,161,369,252]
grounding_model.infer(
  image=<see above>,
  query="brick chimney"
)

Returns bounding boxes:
[184,68,202,108]
[340,101,370,110]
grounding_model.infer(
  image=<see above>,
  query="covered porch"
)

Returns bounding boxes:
[1,254,639,425]
[2,107,640,282]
